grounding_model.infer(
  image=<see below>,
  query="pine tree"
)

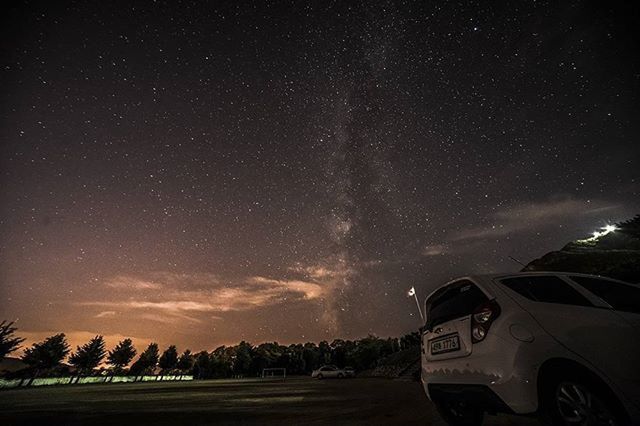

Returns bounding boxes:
[69,335,106,380]
[107,338,137,375]
[0,320,25,361]
[21,333,70,382]
[129,343,159,379]
[176,349,193,378]
[158,345,178,378]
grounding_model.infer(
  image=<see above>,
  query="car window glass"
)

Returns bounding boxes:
[500,276,593,307]
[425,280,488,329]
[570,276,640,314]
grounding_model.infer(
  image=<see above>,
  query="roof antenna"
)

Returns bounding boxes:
[508,256,526,267]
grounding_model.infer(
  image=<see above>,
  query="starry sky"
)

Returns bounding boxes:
[1,0,639,353]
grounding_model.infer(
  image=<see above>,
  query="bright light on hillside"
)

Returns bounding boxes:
[578,224,618,243]
[584,224,618,241]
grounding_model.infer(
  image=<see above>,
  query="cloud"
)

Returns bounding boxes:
[78,271,332,327]
[248,276,325,300]
[138,313,205,324]
[451,197,619,241]
[72,258,358,335]
[422,244,446,256]
[105,276,162,290]
[88,300,223,313]
[104,272,221,291]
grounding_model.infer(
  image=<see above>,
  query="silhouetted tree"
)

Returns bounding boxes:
[129,343,159,379]
[193,351,212,379]
[234,341,253,377]
[176,349,194,378]
[251,342,281,375]
[318,341,331,365]
[107,338,137,375]
[0,320,25,362]
[400,332,420,349]
[69,336,106,381]
[329,340,348,368]
[210,346,233,378]
[158,345,178,378]
[288,344,306,374]
[21,333,70,383]
[350,335,385,370]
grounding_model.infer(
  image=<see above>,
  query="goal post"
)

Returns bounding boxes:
[261,368,286,380]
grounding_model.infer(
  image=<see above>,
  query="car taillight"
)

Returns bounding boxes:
[471,299,500,343]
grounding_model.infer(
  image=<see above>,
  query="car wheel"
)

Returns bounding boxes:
[316,374,323,380]
[337,373,344,379]
[434,400,483,426]
[541,374,625,426]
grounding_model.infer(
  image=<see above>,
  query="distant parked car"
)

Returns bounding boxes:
[420,272,640,426]
[311,365,354,379]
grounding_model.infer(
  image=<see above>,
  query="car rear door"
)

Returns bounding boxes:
[568,275,640,330]
[422,279,491,361]
[566,275,640,396]
[497,275,637,385]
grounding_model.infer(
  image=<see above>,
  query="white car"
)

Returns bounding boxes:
[420,272,640,426]
[311,365,353,379]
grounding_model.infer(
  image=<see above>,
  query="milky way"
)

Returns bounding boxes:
[1,1,638,352]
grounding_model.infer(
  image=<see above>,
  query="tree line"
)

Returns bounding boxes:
[0,320,420,380]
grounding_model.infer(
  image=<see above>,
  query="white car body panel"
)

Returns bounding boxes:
[420,273,640,421]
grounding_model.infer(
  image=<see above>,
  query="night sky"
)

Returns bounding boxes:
[1,1,639,353]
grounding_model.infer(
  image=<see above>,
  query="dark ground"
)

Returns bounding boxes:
[0,377,538,425]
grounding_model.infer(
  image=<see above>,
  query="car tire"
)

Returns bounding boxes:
[434,400,484,426]
[539,371,627,426]
[317,374,323,380]
[337,373,344,379]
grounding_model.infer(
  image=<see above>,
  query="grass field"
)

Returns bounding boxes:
[0,377,539,425]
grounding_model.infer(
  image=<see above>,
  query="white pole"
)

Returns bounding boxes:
[413,293,424,321]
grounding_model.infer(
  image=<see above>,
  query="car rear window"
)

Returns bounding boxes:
[500,276,593,307]
[425,280,488,329]
[570,276,640,314]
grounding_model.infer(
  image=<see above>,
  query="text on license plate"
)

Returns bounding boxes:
[430,334,460,355]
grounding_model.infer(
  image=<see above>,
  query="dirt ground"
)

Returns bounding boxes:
[0,377,539,425]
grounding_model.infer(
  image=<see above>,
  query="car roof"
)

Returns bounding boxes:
[424,271,635,303]
[446,271,631,282]
[473,271,632,283]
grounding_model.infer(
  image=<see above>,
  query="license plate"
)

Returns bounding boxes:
[430,334,460,355]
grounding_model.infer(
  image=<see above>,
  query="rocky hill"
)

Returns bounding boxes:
[523,215,640,283]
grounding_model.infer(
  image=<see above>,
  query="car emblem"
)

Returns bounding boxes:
[434,327,443,334]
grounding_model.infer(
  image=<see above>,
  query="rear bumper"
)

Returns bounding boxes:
[427,384,515,414]
[421,330,546,414]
